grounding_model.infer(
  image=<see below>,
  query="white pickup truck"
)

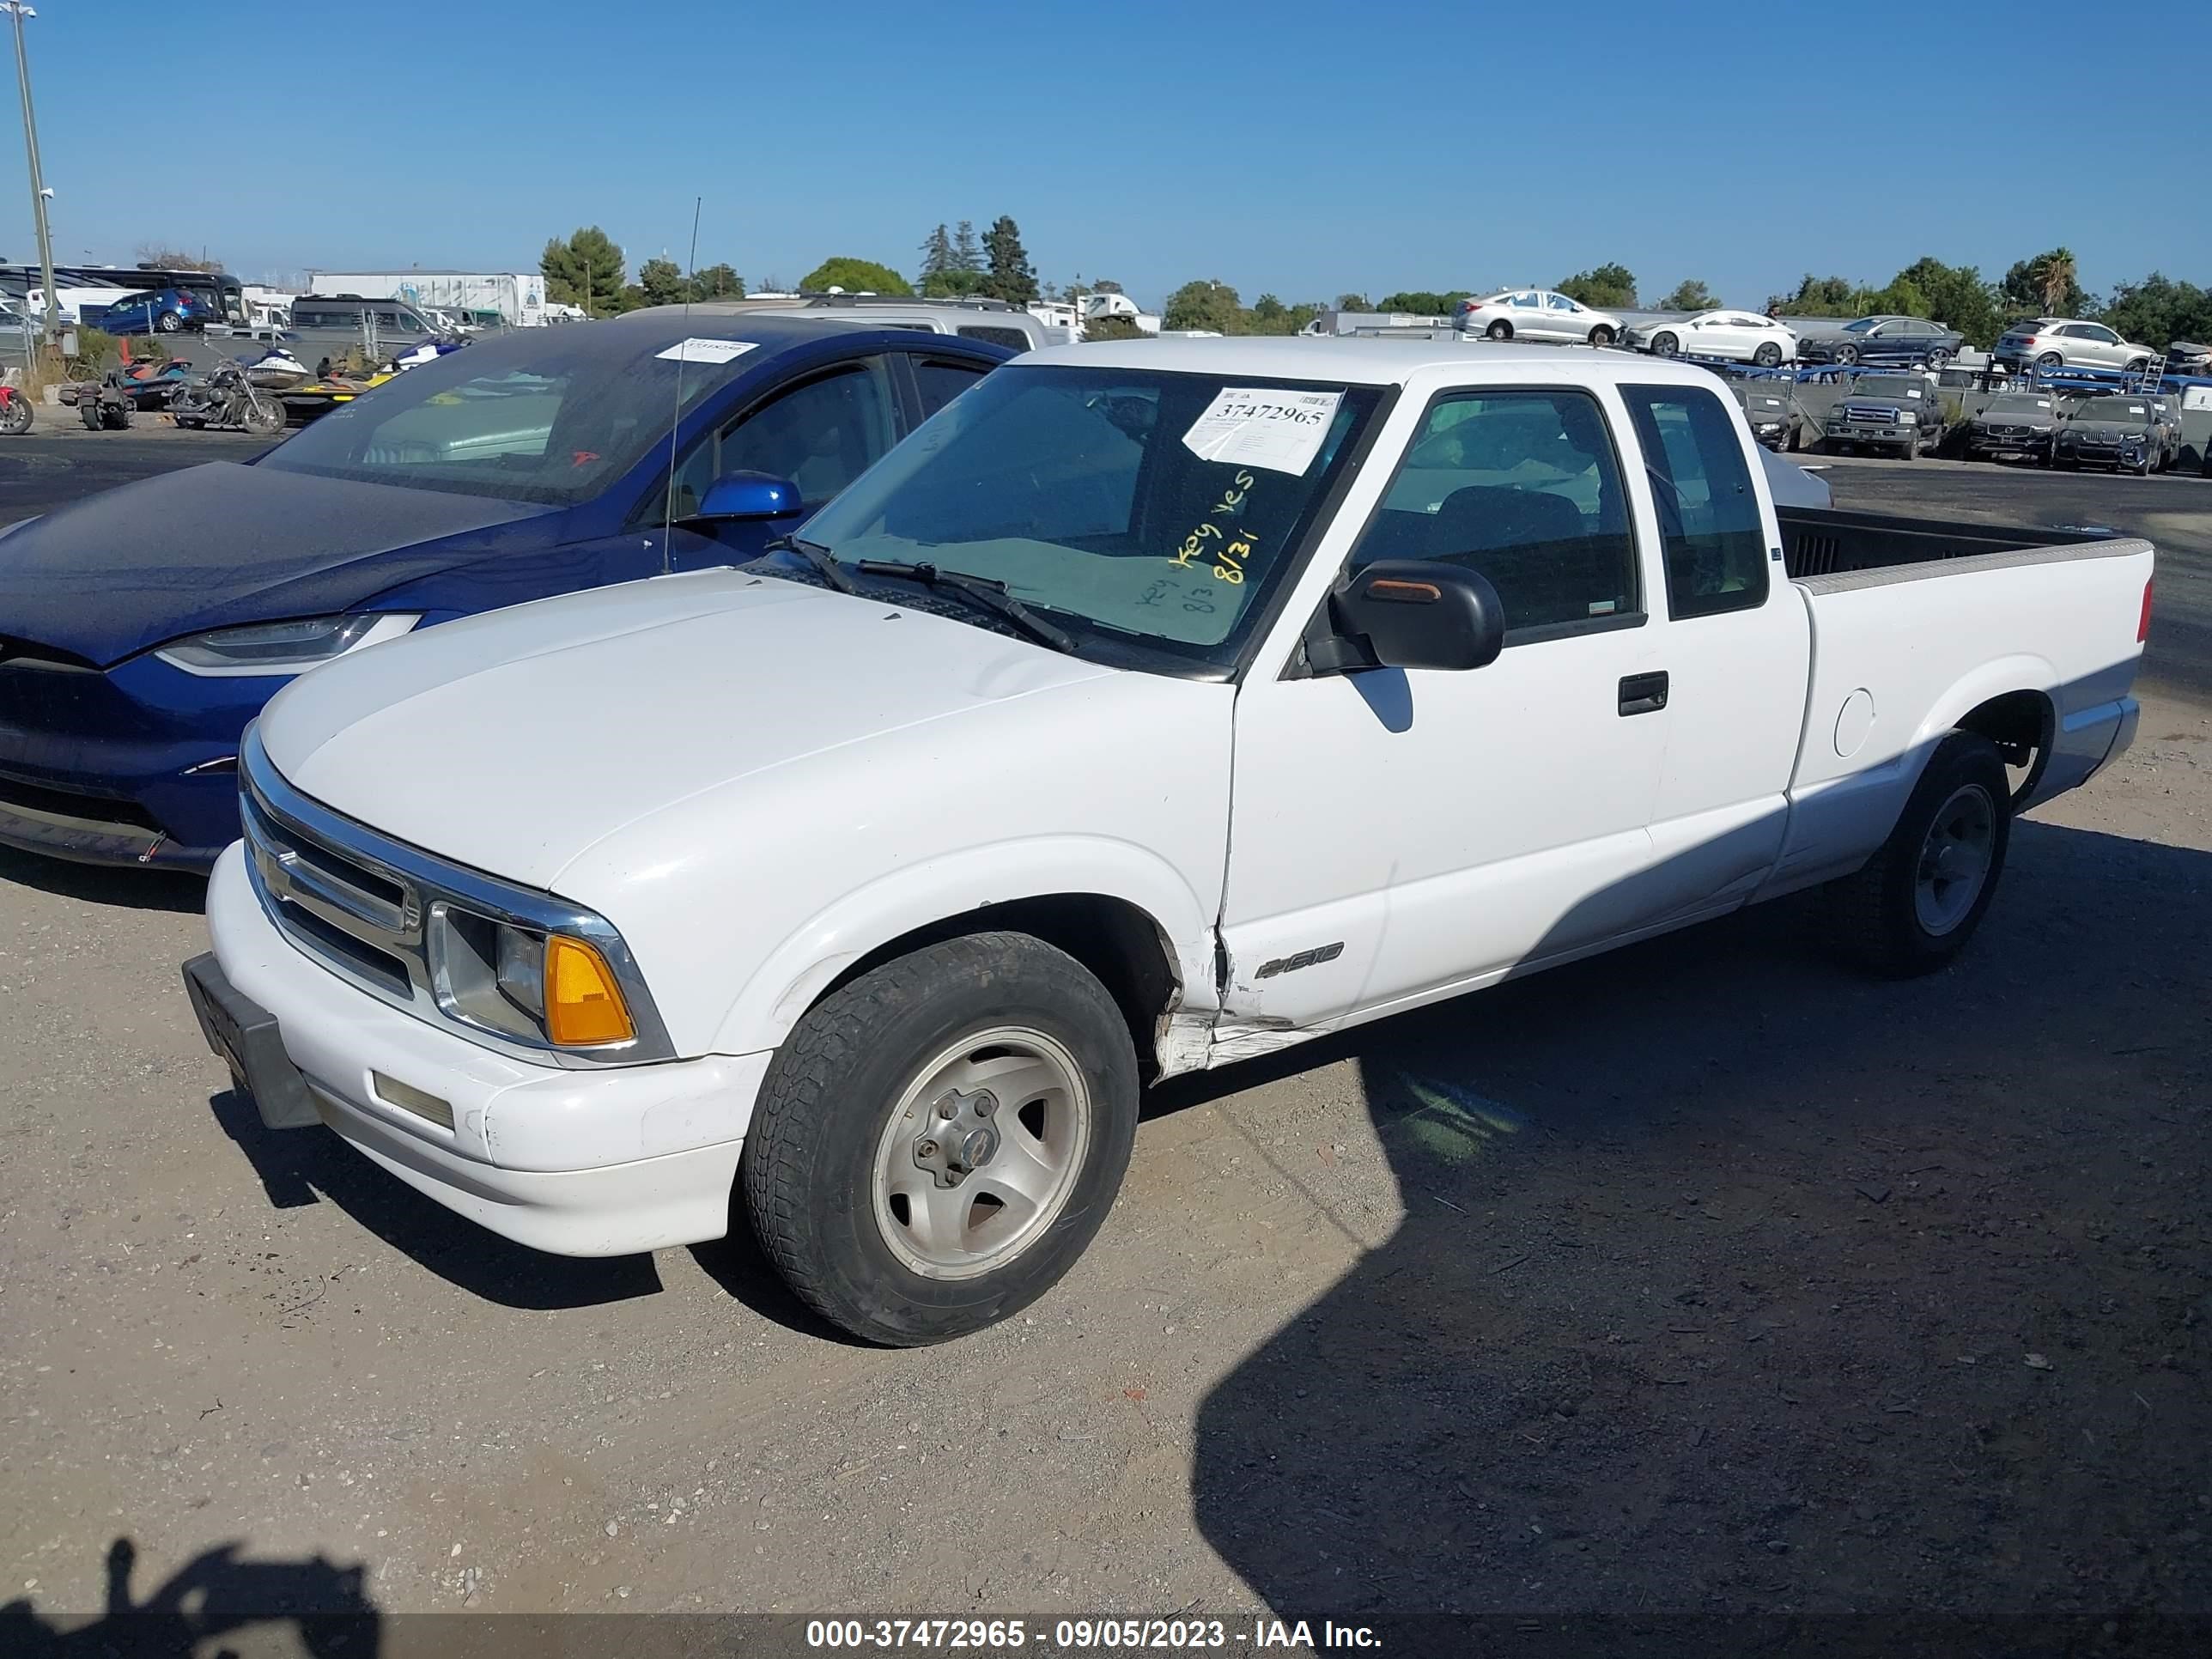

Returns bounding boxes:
[184,339,2153,1346]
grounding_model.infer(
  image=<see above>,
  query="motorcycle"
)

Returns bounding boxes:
[168,357,288,436]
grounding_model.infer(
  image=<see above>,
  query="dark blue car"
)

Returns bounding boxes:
[85,287,222,335]
[0,311,1010,869]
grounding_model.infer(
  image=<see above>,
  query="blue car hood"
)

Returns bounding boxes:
[0,460,555,665]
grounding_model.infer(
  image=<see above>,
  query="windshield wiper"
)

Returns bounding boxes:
[757,534,856,594]
[853,560,1078,653]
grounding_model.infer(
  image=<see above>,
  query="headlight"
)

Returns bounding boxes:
[156,613,419,677]
[1897,412,1917,425]
[431,908,637,1049]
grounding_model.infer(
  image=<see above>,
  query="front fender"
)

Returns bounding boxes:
[712,836,1221,1058]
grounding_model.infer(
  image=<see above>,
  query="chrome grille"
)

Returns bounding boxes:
[242,760,430,1006]
[1841,404,1901,423]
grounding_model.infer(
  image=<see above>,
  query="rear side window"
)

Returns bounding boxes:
[1350,389,1638,639]
[1619,385,1769,620]
[956,325,1031,349]
[913,357,988,418]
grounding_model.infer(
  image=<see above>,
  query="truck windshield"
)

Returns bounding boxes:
[258,325,763,506]
[798,364,1383,668]
[1853,378,1924,399]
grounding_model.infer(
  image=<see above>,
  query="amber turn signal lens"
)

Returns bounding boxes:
[544,935,635,1046]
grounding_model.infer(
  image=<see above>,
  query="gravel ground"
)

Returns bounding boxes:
[0,447,2207,1653]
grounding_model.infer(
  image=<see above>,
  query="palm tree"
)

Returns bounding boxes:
[2039,248,2077,314]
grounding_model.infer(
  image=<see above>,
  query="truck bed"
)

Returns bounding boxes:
[1778,506,2101,580]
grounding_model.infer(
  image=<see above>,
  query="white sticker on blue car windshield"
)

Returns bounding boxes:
[655,337,757,365]
[1182,387,1343,475]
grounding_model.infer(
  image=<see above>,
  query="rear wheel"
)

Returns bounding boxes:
[79,398,101,431]
[1928,346,1954,368]
[1588,325,1615,346]
[741,933,1139,1346]
[1485,319,1511,341]
[156,311,182,333]
[1826,732,2010,977]
[1651,331,1679,357]
[0,393,31,434]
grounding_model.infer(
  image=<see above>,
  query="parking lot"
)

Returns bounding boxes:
[3,441,2209,1642]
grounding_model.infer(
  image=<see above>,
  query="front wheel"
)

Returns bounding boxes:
[1834,343,1859,365]
[241,395,286,436]
[741,933,1139,1346]
[1588,325,1615,346]
[1753,342,1783,368]
[1826,732,2010,977]
[1485,319,1511,341]
[2036,351,2063,369]
[0,394,31,434]
[1650,331,1679,357]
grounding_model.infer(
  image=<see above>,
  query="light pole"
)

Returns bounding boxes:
[3,3,58,352]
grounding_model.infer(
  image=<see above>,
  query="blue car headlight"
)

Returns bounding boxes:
[154,612,420,677]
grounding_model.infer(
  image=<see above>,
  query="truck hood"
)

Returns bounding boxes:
[0,461,553,665]
[256,569,1120,890]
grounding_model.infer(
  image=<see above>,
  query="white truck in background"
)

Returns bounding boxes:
[187,339,2150,1348]
[305,270,547,325]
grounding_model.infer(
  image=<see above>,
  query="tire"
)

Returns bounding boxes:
[1485,320,1511,341]
[79,399,100,431]
[0,394,30,435]
[1928,347,1953,368]
[1899,440,1917,461]
[156,311,182,333]
[1826,732,2010,978]
[2036,351,2063,369]
[1588,325,1615,346]
[1651,331,1679,358]
[2124,358,2152,376]
[741,932,1139,1346]
[1753,343,1783,368]
[242,396,285,437]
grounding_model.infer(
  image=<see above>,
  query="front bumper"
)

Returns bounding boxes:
[0,652,280,870]
[2060,440,2148,467]
[1826,423,1917,447]
[200,843,769,1256]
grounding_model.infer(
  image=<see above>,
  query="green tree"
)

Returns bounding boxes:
[690,263,744,301]
[1164,279,1244,333]
[539,226,628,317]
[1887,257,2000,346]
[1774,274,1859,316]
[1657,278,1720,313]
[921,268,988,299]
[2001,248,2089,319]
[634,257,690,308]
[2099,273,2212,352]
[799,256,913,295]
[918,223,955,283]
[951,220,982,274]
[1083,314,1145,342]
[980,216,1039,305]
[1556,264,1637,308]
[1334,292,1371,311]
[1375,290,1473,315]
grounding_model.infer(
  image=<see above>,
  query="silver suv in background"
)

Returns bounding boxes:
[723,295,1058,352]
[1995,318,2157,374]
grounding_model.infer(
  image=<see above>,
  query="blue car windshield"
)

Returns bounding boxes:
[258,325,767,506]
[799,363,1382,669]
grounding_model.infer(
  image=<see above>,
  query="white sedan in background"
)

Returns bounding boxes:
[1625,310,1797,366]
[1453,289,1624,345]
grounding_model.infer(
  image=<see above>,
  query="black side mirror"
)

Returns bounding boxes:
[1325,560,1504,673]
[691,470,804,522]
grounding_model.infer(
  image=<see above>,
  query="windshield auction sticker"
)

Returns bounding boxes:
[1181,387,1343,475]
[655,337,759,364]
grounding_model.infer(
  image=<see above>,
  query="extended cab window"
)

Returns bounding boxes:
[1348,390,1638,639]
[912,357,989,418]
[1619,385,1769,620]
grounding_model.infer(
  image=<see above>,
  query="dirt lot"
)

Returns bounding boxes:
[2,446,2208,1651]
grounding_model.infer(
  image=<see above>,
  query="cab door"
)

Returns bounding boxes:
[1218,384,1674,1031]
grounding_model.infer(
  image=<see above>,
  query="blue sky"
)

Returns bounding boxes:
[5,0,2207,308]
